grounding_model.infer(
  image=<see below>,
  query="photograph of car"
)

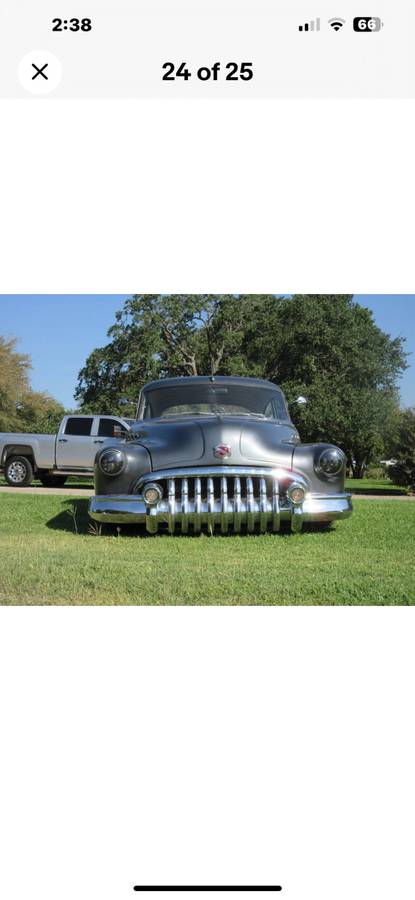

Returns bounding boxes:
[0,293,413,605]
[90,376,352,534]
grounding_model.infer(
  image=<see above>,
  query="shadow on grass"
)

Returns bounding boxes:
[350,487,407,496]
[46,499,165,538]
[47,498,91,534]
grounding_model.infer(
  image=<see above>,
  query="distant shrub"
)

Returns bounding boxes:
[389,461,415,490]
[365,466,387,480]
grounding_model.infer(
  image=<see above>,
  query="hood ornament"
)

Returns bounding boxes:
[213,443,232,459]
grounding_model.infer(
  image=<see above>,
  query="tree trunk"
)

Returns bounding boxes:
[351,458,367,479]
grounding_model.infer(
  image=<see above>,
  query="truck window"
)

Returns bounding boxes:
[64,417,94,436]
[97,418,128,437]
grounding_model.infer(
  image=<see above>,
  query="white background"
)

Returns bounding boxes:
[0,100,414,292]
[1,608,414,900]
[0,93,414,900]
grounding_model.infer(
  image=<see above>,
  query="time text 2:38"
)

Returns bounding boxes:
[52,18,92,31]
[162,62,254,82]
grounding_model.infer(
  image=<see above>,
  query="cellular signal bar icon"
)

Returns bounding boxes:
[298,17,320,31]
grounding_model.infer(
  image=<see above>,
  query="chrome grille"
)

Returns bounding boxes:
[138,469,289,534]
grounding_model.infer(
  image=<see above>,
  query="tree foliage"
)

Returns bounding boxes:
[388,408,415,490]
[0,335,64,434]
[75,295,408,475]
[261,295,407,477]
[75,295,279,412]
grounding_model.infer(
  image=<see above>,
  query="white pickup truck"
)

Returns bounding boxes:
[0,414,134,487]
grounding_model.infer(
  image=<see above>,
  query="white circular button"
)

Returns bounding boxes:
[18,51,63,95]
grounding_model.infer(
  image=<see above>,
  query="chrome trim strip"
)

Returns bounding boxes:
[194,476,202,534]
[207,477,214,514]
[291,505,303,533]
[181,477,189,534]
[234,476,242,533]
[259,476,268,534]
[146,505,158,534]
[246,476,255,533]
[272,477,280,532]
[168,478,175,534]
[221,476,229,534]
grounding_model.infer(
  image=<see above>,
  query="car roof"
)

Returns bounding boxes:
[142,375,281,391]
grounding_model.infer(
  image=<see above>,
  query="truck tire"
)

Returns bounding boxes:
[38,474,68,488]
[4,455,34,487]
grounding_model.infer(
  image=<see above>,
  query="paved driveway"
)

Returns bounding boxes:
[350,493,414,500]
[0,486,94,496]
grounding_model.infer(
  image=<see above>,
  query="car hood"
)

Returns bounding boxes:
[129,416,298,470]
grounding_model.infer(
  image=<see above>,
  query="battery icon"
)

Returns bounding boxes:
[353,16,383,31]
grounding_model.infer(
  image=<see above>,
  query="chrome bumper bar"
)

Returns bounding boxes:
[89,489,352,534]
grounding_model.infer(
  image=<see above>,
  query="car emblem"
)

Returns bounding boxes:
[213,443,232,458]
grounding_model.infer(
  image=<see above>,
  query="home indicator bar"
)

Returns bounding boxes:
[133,888,282,894]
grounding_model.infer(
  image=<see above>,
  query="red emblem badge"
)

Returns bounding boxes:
[213,443,232,458]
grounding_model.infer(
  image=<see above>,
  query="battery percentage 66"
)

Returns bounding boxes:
[353,17,384,32]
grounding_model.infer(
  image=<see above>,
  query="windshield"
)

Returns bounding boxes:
[139,383,290,422]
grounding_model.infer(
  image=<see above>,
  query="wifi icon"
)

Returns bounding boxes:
[328,17,346,30]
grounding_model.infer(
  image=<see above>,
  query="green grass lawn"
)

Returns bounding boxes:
[344,478,407,495]
[0,494,414,605]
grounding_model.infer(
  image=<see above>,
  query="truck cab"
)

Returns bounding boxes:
[0,414,134,487]
[54,415,133,470]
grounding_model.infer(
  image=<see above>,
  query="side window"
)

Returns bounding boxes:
[97,418,127,437]
[273,392,289,421]
[64,417,94,436]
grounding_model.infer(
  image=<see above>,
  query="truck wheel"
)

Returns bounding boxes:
[4,456,34,487]
[38,474,67,487]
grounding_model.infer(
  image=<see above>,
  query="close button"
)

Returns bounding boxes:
[18,51,63,95]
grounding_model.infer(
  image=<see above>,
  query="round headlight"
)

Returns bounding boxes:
[143,483,163,505]
[99,448,125,476]
[287,483,306,504]
[317,448,344,477]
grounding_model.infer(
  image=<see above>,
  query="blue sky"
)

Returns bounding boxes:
[0,294,414,409]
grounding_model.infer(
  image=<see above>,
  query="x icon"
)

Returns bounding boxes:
[31,63,49,81]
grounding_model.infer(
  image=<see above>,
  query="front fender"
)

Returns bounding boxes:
[94,442,152,495]
[292,443,346,494]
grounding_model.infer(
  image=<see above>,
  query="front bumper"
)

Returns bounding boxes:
[89,489,352,534]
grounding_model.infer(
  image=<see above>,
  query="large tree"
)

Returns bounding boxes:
[259,295,407,476]
[0,336,31,431]
[75,295,407,475]
[75,295,280,412]
[0,335,64,433]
